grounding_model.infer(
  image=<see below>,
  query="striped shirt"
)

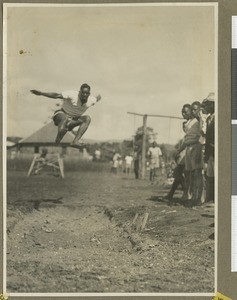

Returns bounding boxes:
[61,90,97,117]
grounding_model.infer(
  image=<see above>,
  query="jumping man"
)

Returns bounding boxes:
[31,84,101,149]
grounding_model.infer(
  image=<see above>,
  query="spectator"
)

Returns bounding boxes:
[165,138,185,200]
[177,104,203,206]
[166,161,176,185]
[147,141,162,185]
[191,101,207,144]
[10,149,17,160]
[111,151,121,175]
[161,161,166,175]
[94,148,101,161]
[191,100,207,203]
[133,145,140,179]
[166,153,185,200]
[202,93,215,203]
[124,154,133,174]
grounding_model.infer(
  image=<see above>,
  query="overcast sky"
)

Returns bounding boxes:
[5,4,217,144]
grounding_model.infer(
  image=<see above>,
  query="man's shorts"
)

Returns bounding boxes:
[149,158,160,169]
[52,109,80,127]
[185,142,203,171]
[52,109,68,126]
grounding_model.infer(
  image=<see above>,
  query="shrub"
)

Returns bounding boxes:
[6,157,110,173]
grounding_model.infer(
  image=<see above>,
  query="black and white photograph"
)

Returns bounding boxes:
[3,2,217,296]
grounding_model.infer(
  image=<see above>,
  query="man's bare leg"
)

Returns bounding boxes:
[192,169,203,205]
[55,114,87,145]
[70,115,91,147]
[55,114,69,145]
[182,170,192,201]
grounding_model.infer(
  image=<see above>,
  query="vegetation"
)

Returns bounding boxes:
[7,124,177,175]
[7,156,111,173]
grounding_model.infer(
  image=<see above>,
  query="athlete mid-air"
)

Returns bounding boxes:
[31,83,101,149]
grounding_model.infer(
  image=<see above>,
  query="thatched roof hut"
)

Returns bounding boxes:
[18,121,75,147]
[16,121,81,156]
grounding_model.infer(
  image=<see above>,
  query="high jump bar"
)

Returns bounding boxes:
[127,112,183,120]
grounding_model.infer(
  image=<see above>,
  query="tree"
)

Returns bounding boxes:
[134,126,155,155]
[121,140,133,156]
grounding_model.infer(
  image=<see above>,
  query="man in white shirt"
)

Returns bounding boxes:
[124,155,133,174]
[111,152,122,174]
[94,148,101,161]
[147,141,162,184]
[191,101,208,145]
[31,83,101,149]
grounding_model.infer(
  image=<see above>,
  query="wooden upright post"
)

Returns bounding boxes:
[58,156,65,178]
[27,154,38,177]
[141,114,147,179]
[127,111,182,180]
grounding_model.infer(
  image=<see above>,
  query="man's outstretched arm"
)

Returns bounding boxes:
[85,94,102,108]
[30,90,63,99]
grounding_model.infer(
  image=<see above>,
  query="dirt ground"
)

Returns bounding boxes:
[6,168,215,293]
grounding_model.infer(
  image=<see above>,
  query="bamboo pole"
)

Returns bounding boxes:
[141,114,147,179]
[127,111,182,179]
[127,112,182,120]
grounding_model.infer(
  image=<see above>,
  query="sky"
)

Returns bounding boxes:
[5,4,217,145]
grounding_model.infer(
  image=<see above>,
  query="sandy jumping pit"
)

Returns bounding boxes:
[7,170,214,293]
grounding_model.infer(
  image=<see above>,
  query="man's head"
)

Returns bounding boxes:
[182,104,192,120]
[152,141,157,148]
[191,101,201,118]
[202,101,214,115]
[202,93,215,115]
[79,83,91,103]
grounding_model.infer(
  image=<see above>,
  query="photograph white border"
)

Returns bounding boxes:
[2,2,218,297]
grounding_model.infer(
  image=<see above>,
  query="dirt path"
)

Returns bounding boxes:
[7,171,215,293]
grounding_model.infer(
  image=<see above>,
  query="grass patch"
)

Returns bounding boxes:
[7,157,111,173]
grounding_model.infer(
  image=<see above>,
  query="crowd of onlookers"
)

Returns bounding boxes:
[107,92,215,207]
[165,92,215,206]
[143,92,215,206]
[110,152,134,175]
